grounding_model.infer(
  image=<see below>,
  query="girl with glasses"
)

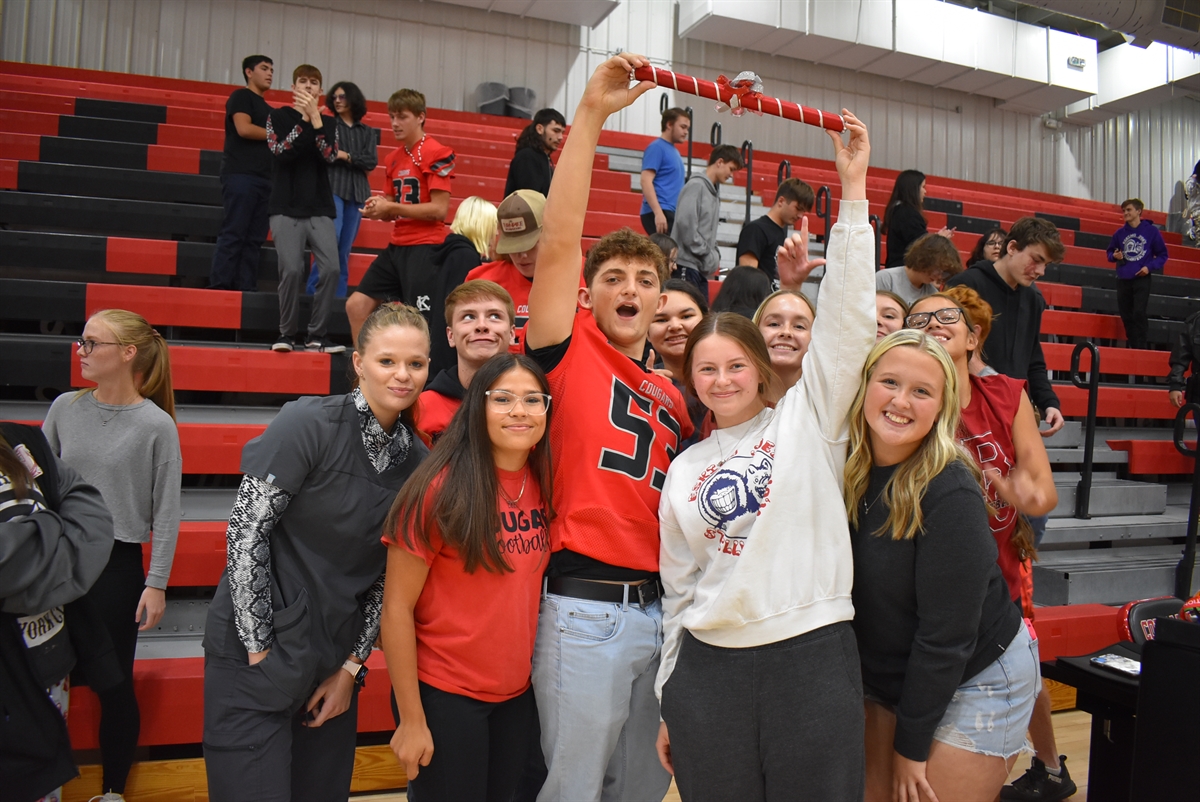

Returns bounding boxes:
[381,353,554,802]
[845,329,1038,802]
[42,309,181,801]
[968,227,1008,268]
[906,287,1057,610]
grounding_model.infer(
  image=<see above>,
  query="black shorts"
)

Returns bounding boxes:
[355,243,438,308]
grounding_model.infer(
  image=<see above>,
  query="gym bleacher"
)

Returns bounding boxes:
[1,59,1196,797]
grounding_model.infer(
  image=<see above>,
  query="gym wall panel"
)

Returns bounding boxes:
[4,0,1200,213]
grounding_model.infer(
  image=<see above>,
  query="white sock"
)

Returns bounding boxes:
[1045,761,1062,776]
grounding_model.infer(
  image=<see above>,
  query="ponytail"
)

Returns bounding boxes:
[87,309,177,421]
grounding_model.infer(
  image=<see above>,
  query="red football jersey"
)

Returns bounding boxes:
[467,260,534,327]
[384,135,455,246]
[418,388,461,444]
[543,310,694,572]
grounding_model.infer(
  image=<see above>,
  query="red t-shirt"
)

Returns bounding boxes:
[384,136,455,246]
[417,389,461,444]
[958,373,1027,602]
[387,469,549,702]
[540,310,693,572]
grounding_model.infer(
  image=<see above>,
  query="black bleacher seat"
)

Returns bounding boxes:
[946,213,1001,234]
[1045,263,1200,298]
[14,161,221,205]
[923,196,963,215]
[74,97,168,124]
[57,114,161,145]
[35,135,223,175]
[0,192,220,237]
[1036,211,1081,231]
[1075,230,1112,250]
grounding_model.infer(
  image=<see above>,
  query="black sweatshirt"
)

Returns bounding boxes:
[884,203,928,267]
[504,146,553,198]
[851,460,1022,762]
[945,262,1061,415]
[265,106,338,219]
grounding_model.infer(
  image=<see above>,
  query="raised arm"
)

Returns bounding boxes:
[525,54,655,349]
[792,111,876,437]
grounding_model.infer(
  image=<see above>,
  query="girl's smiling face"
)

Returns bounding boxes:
[649,290,704,363]
[757,294,813,373]
[863,345,945,465]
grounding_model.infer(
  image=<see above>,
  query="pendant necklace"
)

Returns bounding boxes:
[498,468,528,508]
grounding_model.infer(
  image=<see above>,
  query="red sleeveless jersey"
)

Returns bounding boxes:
[958,373,1028,603]
[544,310,694,571]
[384,135,455,246]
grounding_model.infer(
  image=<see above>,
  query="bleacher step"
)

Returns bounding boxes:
[1033,544,1198,605]
[1045,445,1128,464]
[1042,420,1082,448]
[181,488,236,521]
[1048,478,1166,518]
[1041,503,1191,545]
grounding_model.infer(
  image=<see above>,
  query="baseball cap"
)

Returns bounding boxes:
[496,190,545,255]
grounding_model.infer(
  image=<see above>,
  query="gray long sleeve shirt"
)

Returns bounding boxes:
[42,392,182,589]
[673,174,722,277]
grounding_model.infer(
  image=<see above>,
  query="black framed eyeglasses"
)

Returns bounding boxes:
[75,339,121,355]
[905,307,963,329]
[484,391,551,415]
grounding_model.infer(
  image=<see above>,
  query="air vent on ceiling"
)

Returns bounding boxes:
[1163,0,1200,33]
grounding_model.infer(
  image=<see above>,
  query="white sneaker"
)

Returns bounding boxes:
[89,794,126,802]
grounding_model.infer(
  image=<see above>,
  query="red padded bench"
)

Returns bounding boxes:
[1054,383,1177,419]
[1042,342,1170,377]
[1038,282,1082,309]
[1105,439,1196,474]
[1041,309,1126,340]
[71,346,335,395]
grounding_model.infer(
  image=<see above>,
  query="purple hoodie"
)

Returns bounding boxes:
[1107,219,1167,280]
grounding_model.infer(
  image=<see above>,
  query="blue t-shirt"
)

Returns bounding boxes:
[639,137,685,215]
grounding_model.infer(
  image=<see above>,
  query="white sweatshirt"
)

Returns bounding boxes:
[656,199,875,698]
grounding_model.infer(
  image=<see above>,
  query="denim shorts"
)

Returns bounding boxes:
[932,624,1040,759]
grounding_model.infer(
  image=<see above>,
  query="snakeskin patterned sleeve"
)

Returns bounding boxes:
[226,474,293,654]
[351,570,385,661]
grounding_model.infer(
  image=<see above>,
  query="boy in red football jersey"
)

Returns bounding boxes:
[467,189,544,331]
[346,88,455,346]
[522,54,687,802]
[418,279,516,443]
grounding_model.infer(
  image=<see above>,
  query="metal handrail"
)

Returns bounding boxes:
[710,122,721,146]
[1172,403,1200,599]
[1070,341,1100,519]
[777,160,791,185]
[659,93,668,114]
[868,214,882,271]
[741,140,753,227]
[814,185,831,244]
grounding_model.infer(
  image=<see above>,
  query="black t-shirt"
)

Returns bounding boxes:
[736,215,787,282]
[222,87,272,179]
[851,460,1021,762]
[884,203,928,268]
[504,146,553,198]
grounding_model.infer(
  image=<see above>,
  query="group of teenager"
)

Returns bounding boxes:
[194,52,1083,802]
[3,52,1092,802]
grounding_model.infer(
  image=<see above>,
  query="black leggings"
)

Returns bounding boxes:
[82,540,144,793]
[401,682,536,802]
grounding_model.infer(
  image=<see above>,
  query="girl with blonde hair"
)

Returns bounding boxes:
[42,309,181,800]
[203,303,431,801]
[846,329,1038,802]
[753,288,816,395]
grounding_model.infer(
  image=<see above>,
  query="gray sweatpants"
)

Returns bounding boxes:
[270,214,339,339]
[660,622,865,802]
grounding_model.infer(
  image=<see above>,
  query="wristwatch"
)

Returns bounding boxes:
[342,659,368,687]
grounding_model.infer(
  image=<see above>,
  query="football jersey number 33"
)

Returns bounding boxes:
[598,376,681,492]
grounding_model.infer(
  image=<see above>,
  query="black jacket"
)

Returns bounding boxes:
[1,423,117,802]
[945,263,1061,415]
[1168,311,1200,400]
[428,234,484,377]
[504,146,553,198]
[265,107,338,218]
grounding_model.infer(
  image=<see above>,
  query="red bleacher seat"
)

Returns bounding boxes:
[71,347,334,395]
[1041,342,1170,376]
[1055,384,1176,419]
[1106,439,1196,474]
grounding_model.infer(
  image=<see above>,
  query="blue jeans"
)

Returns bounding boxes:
[210,173,271,291]
[1027,513,1049,548]
[306,195,362,298]
[531,592,672,802]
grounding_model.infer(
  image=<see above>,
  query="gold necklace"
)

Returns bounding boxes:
[498,468,529,508]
